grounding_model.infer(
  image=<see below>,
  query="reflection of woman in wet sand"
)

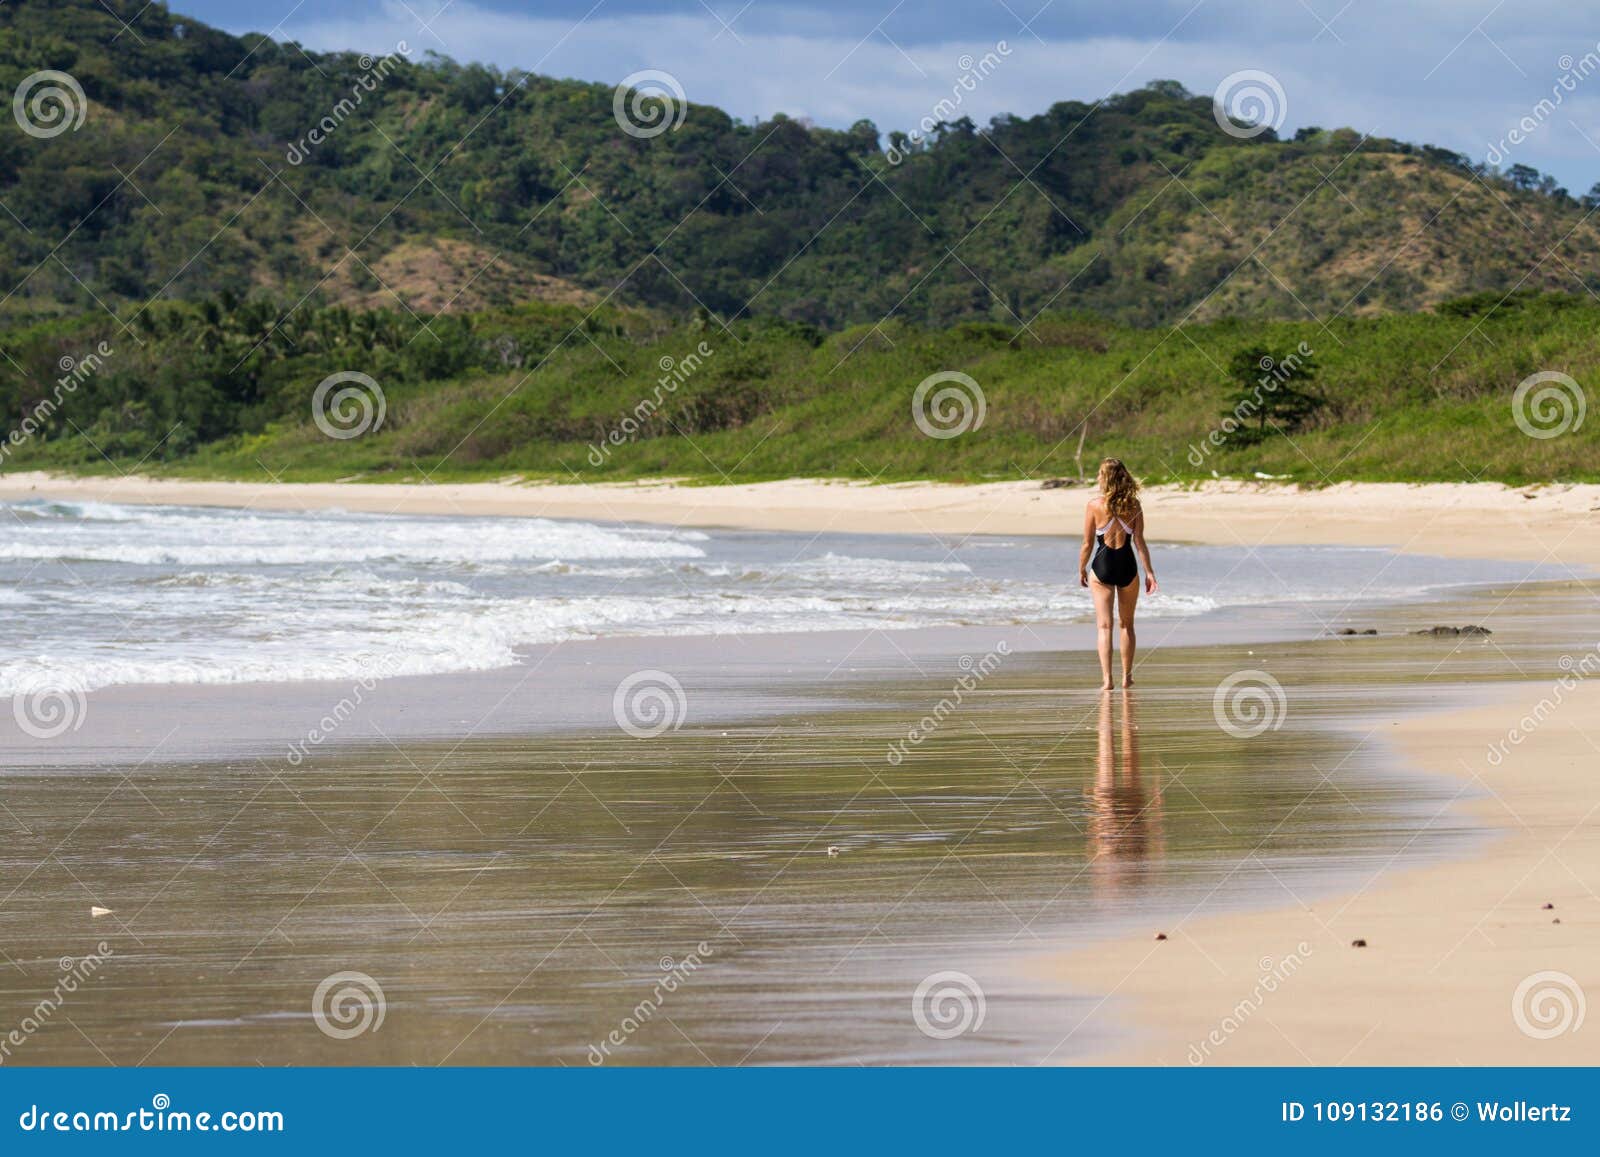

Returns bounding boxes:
[1086,692,1164,893]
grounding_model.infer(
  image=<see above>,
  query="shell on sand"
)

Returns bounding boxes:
[90,906,113,918]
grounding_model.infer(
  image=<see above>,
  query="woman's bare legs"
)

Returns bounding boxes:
[1115,580,1139,687]
[1090,577,1115,690]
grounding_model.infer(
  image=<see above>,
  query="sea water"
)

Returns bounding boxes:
[0,498,1556,695]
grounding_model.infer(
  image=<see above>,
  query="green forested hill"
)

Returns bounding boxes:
[2,0,1598,485]
[2,0,1598,331]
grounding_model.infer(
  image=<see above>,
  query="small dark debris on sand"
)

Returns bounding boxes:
[1334,628,1379,636]
[1350,938,1368,948]
[1542,902,1555,909]
[1041,478,1076,490]
[1412,625,1492,636]
[1553,918,1562,925]
[1154,932,1168,941]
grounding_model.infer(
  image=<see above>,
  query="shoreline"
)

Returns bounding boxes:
[3,473,1599,568]
[0,600,1353,769]
[1050,674,1600,1065]
[2,591,1520,1065]
[4,471,1596,1063]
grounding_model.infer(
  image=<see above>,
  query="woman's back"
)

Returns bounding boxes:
[1089,496,1140,548]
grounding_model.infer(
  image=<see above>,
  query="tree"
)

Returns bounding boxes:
[1142,80,1191,100]
[1508,163,1541,191]
[1221,345,1324,445]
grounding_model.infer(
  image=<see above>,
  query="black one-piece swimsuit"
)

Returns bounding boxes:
[1090,518,1138,588]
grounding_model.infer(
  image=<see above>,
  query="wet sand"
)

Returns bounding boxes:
[2,580,1590,1065]
[2,474,1596,1064]
[1052,693,1600,1063]
[0,600,1381,770]
[1049,584,1600,1065]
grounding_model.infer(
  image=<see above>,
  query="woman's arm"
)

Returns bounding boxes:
[1078,502,1096,587]
[1132,509,1158,594]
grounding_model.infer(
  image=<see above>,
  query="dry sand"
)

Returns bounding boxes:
[3,473,1599,568]
[1049,683,1600,1064]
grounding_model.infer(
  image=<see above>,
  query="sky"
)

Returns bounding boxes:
[170,0,1600,194]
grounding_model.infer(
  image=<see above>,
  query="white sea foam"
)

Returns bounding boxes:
[0,502,705,565]
[0,497,1523,697]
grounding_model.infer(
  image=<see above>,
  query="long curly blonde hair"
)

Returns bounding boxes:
[1098,458,1141,522]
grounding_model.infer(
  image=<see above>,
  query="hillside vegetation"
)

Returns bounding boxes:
[2,0,1599,332]
[1,1,1596,486]
[3,291,1595,485]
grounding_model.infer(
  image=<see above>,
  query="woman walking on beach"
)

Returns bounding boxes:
[1079,458,1158,691]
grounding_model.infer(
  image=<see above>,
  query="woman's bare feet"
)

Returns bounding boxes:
[1099,681,1114,692]
[1122,678,1135,689]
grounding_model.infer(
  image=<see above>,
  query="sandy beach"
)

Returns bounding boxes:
[2,472,1596,1065]
[1051,679,1600,1065]
[4,473,1599,568]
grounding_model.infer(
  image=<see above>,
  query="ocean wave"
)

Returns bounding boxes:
[0,496,1529,698]
[0,585,1220,696]
[0,503,707,565]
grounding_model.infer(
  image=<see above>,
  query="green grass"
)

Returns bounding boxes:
[9,294,1595,488]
